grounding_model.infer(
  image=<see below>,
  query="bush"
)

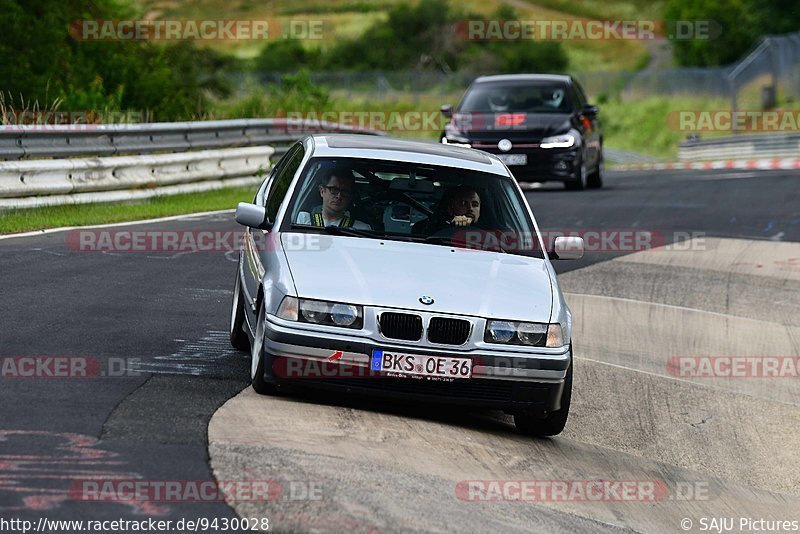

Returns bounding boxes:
[222,71,331,119]
[254,40,323,73]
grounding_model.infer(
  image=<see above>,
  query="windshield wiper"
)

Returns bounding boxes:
[424,234,508,253]
[317,225,377,238]
[424,235,459,246]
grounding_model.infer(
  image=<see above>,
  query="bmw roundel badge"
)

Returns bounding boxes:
[419,295,435,305]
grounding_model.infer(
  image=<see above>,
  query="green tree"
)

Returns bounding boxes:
[322,0,568,73]
[0,0,232,120]
[666,0,800,67]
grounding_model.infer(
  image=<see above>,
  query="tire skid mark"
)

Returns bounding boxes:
[0,430,168,515]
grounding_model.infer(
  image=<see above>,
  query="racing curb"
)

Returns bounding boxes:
[612,158,800,171]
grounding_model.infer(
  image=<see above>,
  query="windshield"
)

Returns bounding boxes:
[458,81,572,114]
[283,157,544,258]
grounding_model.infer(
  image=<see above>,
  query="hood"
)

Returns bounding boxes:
[282,235,553,322]
[449,112,572,142]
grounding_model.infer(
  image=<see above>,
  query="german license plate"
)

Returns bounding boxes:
[371,350,472,379]
[497,154,527,166]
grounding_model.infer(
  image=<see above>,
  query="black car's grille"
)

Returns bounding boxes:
[427,317,471,345]
[379,312,423,341]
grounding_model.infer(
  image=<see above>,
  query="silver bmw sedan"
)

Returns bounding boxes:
[230,134,584,436]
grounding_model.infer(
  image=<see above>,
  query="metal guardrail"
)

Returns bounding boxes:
[0,119,385,209]
[0,118,385,160]
[0,146,272,199]
[679,133,800,161]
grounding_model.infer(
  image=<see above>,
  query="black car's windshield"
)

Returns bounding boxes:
[284,157,544,258]
[458,81,572,114]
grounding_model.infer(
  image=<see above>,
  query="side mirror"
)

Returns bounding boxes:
[581,104,599,118]
[235,202,272,230]
[440,104,453,118]
[549,236,584,260]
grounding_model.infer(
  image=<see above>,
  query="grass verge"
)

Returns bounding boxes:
[0,186,255,235]
[599,96,730,160]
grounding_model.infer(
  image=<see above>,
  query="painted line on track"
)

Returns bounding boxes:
[0,209,235,241]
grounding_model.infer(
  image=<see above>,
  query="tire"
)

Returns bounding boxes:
[250,299,278,395]
[229,267,250,352]
[514,360,572,437]
[564,162,587,191]
[587,158,604,189]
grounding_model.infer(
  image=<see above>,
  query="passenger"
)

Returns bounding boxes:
[296,170,372,230]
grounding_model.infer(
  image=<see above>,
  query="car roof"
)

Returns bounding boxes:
[473,74,572,84]
[307,134,510,176]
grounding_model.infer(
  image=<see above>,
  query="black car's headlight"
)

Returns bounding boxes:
[484,320,565,348]
[540,133,575,149]
[442,122,472,147]
[442,135,471,147]
[277,296,363,329]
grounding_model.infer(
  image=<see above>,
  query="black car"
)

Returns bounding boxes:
[440,74,603,190]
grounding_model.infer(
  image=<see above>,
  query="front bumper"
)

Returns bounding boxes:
[260,316,570,413]
[472,143,581,183]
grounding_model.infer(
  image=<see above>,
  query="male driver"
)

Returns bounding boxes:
[445,185,481,227]
[296,170,372,230]
[412,185,481,236]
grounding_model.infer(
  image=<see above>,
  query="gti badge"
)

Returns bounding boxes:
[419,295,435,305]
[498,139,513,152]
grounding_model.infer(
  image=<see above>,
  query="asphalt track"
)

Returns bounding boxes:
[1,169,799,533]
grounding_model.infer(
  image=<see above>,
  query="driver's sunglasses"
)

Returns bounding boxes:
[322,185,353,198]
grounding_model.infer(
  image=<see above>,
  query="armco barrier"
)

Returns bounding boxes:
[0,119,384,208]
[0,146,272,199]
[0,119,385,160]
[679,133,800,162]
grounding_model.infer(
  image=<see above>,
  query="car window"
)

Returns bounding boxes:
[266,143,305,222]
[283,157,544,258]
[255,150,289,206]
[458,82,572,114]
[572,81,588,109]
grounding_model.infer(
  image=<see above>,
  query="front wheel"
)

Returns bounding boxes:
[564,162,587,191]
[250,300,278,395]
[587,158,604,189]
[230,267,250,352]
[514,360,572,437]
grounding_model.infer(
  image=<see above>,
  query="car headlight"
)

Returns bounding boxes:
[278,297,363,329]
[540,133,575,149]
[442,122,472,147]
[485,320,566,347]
[330,303,360,326]
[486,320,515,343]
[441,136,471,148]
